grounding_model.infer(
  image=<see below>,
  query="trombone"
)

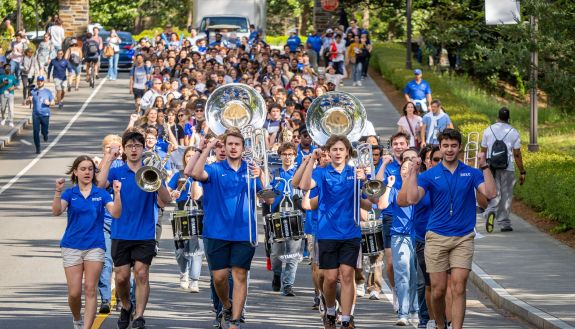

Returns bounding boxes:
[464,132,480,168]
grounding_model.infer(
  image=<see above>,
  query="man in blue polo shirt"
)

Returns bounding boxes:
[299,135,377,329]
[26,75,54,154]
[286,29,301,53]
[191,130,271,329]
[402,129,496,329]
[404,69,432,113]
[374,132,409,311]
[97,130,172,329]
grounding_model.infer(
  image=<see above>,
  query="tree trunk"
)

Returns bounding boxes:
[300,0,311,35]
[362,7,369,30]
[187,0,193,28]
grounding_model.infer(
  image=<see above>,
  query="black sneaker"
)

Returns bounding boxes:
[312,294,320,310]
[349,315,356,329]
[219,306,232,329]
[272,274,281,292]
[229,319,241,329]
[501,226,513,232]
[282,286,296,297]
[99,301,111,314]
[131,316,146,329]
[117,303,133,329]
[43,135,48,142]
[322,314,336,329]
[341,321,352,329]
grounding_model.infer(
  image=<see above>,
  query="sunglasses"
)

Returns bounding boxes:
[432,157,442,162]
[178,114,185,117]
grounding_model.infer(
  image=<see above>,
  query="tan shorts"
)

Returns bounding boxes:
[61,247,105,268]
[424,231,475,273]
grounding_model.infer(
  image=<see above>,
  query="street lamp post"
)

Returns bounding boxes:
[528,15,539,152]
[406,0,413,69]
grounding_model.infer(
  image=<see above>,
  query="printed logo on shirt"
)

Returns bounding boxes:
[120,177,126,180]
[460,173,471,177]
[72,197,78,200]
[347,175,354,180]
[434,176,441,180]
[92,197,102,202]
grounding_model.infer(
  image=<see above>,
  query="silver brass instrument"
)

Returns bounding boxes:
[306,91,369,227]
[464,132,480,168]
[136,151,168,192]
[356,143,386,198]
[205,83,270,246]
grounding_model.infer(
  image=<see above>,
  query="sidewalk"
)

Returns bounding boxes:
[357,72,575,329]
[0,96,32,150]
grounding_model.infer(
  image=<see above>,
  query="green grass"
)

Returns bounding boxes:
[370,42,575,230]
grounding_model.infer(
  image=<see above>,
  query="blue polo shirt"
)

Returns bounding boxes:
[168,171,192,203]
[295,144,315,167]
[30,87,54,117]
[404,79,431,101]
[388,187,414,235]
[107,164,159,240]
[414,191,432,242]
[313,164,361,240]
[202,160,262,241]
[60,185,113,250]
[307,34,323,53]
[418,161,484,236]
[381,159,402,218]
[304,187,319,235]
[287,35,301,52]
[271,166,297,211]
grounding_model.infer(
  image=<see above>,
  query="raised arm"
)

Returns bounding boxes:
[291,154,312,188]
[106,180,122,218]
[51,178,68,216]
[377,175,395,210]
[299,150,320,191]
[97,147,120,188]
[405,160,425,205]
[191,139,219,182]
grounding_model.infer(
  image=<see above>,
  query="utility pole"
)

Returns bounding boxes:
[528,15,539,152]
[406,0,413,69]
[16,0,23,32]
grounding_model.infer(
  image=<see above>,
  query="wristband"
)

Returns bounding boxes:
[480,165,490,171]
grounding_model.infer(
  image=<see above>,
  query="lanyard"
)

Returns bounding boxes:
[440,163,459,217]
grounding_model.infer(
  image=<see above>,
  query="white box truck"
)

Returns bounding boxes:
[193,0,266,42]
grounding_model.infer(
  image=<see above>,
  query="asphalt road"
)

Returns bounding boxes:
[0,74,532,329]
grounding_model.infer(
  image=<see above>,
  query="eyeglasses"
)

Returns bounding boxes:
[281,153,296,157]
[153,82,162,85]
[292,135,301,139]
[195,109,204,112]
[178,114,185,117]
[125,144,144,150]
[432,157,442,162]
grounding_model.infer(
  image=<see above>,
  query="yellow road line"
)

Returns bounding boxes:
[91,288,116,329]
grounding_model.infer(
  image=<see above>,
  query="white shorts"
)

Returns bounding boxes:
[61,247,105,267]
[54,78,68,91]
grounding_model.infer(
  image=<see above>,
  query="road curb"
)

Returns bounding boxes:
[0,115,32,151]
[470,263,575,329]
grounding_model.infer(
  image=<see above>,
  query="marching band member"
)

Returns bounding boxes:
[299,135,376,329]
[97,130,172,329]
[52,155,122,329]
[401,129,495,329]
[191,130,273,329]
[167,146,204,293]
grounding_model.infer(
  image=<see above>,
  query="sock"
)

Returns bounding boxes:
[327,306,336,316]
[351,304,356,315]
[341,315,350,322]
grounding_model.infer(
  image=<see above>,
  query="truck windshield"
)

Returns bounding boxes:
[200,17,248,33]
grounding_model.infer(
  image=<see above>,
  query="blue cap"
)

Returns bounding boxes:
[37,75,45,81]
[414,69,422,75]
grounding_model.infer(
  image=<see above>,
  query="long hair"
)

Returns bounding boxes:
[66,155,97,185]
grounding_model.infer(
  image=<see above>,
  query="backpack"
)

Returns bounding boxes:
[488,125,512,170]
[87,41,99,56]
[70,52,81,65]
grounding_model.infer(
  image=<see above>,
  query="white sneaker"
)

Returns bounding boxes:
[392,288,399,312]
[369,290,380,300]
[189,279,199,293]
[426,320,437,329]
[410,312,419,324]
[352,82,357,86]
[395,317,409,326]
[72,318,83,329]
[356,283,365,297]
[179,273,190,291]
[357,80,362,86]
[0,119,5,126]
[8,122,14,128]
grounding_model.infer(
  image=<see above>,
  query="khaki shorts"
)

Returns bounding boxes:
[54,78,68,91]
[61,247,105,268]
[424,231,475,273]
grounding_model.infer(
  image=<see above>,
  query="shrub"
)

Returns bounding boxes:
[265,35,308,47]
[371,42,575,229]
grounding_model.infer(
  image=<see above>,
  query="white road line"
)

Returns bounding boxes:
[20,140,31,146]
[0,79,107,196]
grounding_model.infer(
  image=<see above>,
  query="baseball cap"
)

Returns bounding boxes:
[498,107,510,122]
[326,28,334,34]
[37,75,45,81]
[414,69,422,75]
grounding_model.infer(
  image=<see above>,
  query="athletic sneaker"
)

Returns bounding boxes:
[369,290,380,300]
[72,318,83,329]
[352,82,357,86]
[58,102,63,110]
[189,279,200,293]
[392,288,399,312]
[312,294,321,310]
[396,317,409,326]
[8,122,14,127]
[356,283,365,297]
[117,303,133,329]
[322,313,336,329]
[426,320,437,329]
[501,227,513,232]
[229,320,241,329]
[219,307,232,329]
[410,313,420,324]
[272,274,281,292]
[357,80,362,86]
[0,119,5,125]
[282,286,296,297]
[180,273,190,291]
[99,301,111,314]
[131,316,146,329]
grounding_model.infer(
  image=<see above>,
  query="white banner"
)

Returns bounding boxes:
[485,0,520,25]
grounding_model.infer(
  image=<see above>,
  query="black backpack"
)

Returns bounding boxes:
[87,41,99,56]
[70,52,81,65]
[488,125,512,170]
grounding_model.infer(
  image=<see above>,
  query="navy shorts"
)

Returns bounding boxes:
[204,238,256,271]
[382,215,392,249]
[317,238,361,270]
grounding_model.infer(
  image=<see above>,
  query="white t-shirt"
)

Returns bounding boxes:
[481,122,521,171]
[48,25,65,47]
[360,120,376,137]
[397,115,422,147]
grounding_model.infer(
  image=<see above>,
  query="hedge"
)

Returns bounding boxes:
[370,42,575,230]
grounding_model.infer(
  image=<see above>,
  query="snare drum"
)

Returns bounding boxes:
[171,210,191,240]
[265,210,304,243]
[361,221,384,256]
[188,208,204,237]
